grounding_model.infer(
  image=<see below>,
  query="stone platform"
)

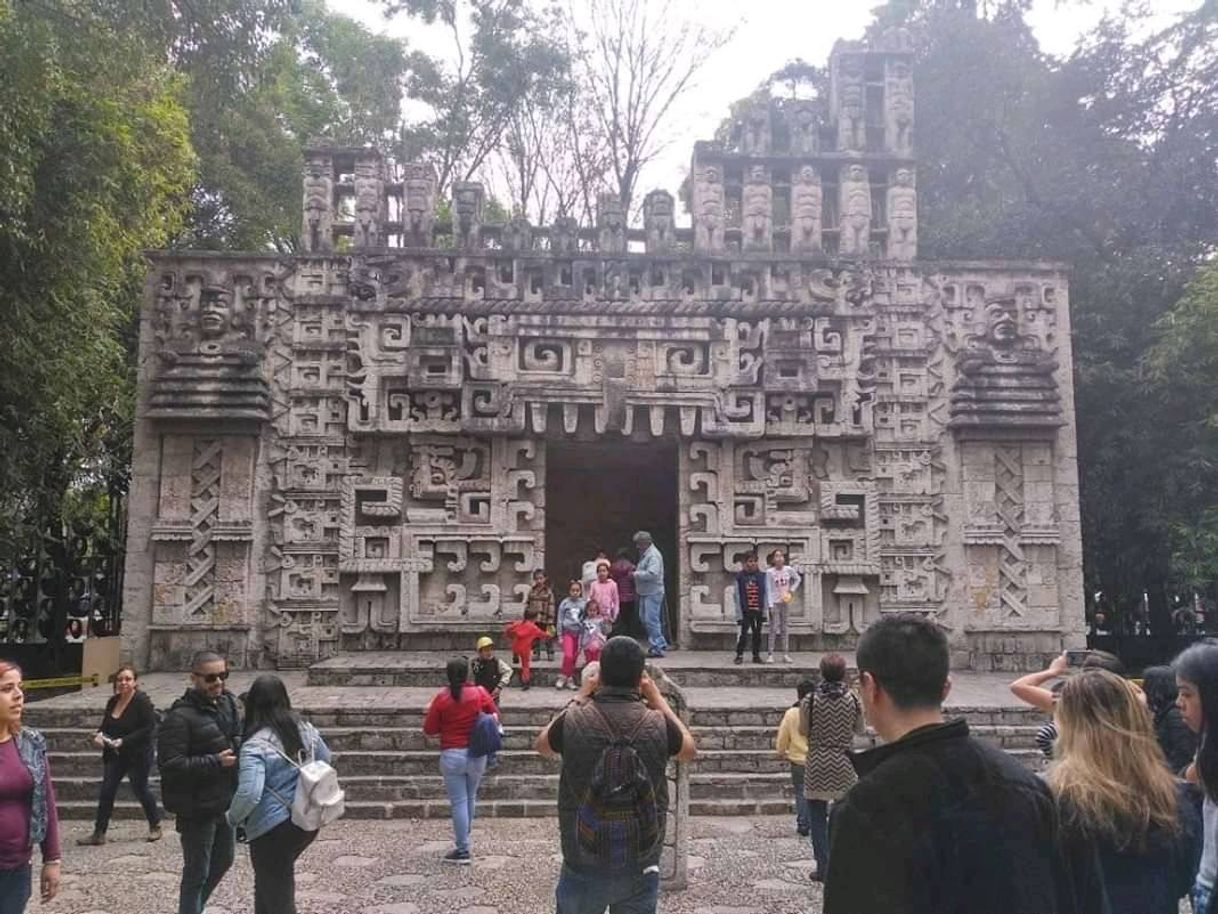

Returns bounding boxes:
[26,654,1048,823]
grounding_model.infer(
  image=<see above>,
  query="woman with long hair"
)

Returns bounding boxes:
[423,657,499,864]
[1048,669,1199,913]
[77,665,162,845]
[1142,665,1198,775]
[226,674,331,914]
[1175,641,1218,914]
[801,653,863,882]
[0,661,59,913]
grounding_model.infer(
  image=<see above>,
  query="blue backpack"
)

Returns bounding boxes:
[467,712,502,759]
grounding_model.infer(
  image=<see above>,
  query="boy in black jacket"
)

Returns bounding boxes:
[734,552,767,664]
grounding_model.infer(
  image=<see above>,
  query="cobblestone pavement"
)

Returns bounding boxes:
[48,815,823,914]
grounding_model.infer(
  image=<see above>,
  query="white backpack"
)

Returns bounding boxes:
[262,726,345,831]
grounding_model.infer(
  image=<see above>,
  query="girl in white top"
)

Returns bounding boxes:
[765,549,802,664]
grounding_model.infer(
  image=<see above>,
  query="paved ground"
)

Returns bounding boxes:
[49,815,825,914]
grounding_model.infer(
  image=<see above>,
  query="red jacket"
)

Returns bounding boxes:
[504,619,548,655]
[422,685,498,750]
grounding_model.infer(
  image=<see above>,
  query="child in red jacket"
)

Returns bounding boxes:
[504,609,548,690]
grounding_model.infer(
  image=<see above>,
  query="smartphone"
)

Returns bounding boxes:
[1065,649,1091,668]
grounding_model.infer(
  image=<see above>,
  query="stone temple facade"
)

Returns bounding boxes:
[122,32,1084,671]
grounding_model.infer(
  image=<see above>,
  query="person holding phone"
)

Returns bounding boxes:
[1009,650,1129,759]
[157,651,242,914]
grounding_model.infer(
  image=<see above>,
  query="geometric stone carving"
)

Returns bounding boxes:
[123,30,1083,671]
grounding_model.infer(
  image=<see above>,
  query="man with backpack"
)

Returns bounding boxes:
[158,651,242,914]
[535,636,697,914]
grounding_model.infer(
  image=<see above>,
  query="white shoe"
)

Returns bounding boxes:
[783,655,793,664]
[554,676,566,689]
[566,679,577,690]
[765,655,775,664]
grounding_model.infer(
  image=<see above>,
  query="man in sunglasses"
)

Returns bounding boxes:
[157,651,242,914]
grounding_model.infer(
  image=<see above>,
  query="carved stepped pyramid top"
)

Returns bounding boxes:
[300,30,916,262]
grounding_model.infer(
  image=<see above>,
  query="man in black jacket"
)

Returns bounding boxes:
[824,614,1108,914]
[157,650,242,914]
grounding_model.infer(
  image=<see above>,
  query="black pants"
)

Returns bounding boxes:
[736,612,763,658]
[612,600,639,638]
[178,814,235,914]
[249,819,318,914]
[95,750,161,833]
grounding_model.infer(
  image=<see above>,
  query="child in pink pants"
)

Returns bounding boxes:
[581,599,612,664]
[555,580,586,690]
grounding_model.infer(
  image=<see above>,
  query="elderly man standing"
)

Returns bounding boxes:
[631,531,667,658]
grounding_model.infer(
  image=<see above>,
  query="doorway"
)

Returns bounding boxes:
[545,439,679,641]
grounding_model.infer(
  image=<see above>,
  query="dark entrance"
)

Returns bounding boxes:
[545,439,679,641]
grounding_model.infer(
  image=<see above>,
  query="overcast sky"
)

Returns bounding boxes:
[328,0,1197,204]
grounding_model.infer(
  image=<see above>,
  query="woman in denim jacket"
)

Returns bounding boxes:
[226,675,330,914]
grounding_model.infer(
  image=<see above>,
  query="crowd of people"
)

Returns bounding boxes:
[3,594,1218,912]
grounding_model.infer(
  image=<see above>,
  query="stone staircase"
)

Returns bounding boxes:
[26,655,1048,821]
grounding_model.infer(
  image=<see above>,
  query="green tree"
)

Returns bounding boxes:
[0,0,196,648]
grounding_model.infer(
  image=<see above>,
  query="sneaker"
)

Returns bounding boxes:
[783,654,793,664]
[522,680,531,691]
[765,655,775,664]
[797,826,810,837]
[733,655,743,665]
[752,655,763,664]
[554,676,566,689]
[566,678,577,690]
[646,649,666,659]
[76,831,105,846]
[147,825,163,843]
[443,849,472,865]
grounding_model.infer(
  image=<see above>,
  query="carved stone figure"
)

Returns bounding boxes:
[791,166,823,253]
[352,155,384,249]
[549,215,578,254]
[597,193,627,253]
[950,296,1063,430]
[301,153,333,252]
[147,275,270,421]
[886,168,917,260]
[787,100,820,155]
[693,161,726,252]
[839,164,872,255]
[502,216,533,252]
[836,55,866,151]
[644,190,675,253]
[885,60,915,155]
[742,166,772,252]
[740,102,771,155]
[402,163,437,246]
[452,182,484,249]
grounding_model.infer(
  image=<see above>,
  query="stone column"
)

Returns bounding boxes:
[649,662,690,892]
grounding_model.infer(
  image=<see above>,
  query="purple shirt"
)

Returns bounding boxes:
[0,737,59,868]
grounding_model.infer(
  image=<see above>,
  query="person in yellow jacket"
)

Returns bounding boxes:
[775,678,816,836]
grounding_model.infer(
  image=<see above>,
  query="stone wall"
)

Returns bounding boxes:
[122,30,1085,670]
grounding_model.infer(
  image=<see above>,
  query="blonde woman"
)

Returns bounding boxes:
[1048,669,1200,914]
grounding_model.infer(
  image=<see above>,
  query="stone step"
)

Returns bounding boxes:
[25,698,1043,732]
[306,650,860,690]
[41,719,1044,761]
[49,747,1044,805]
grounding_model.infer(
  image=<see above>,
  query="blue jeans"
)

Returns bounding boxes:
[177,814,236,914]
[556,864,661,914]
[790,764,809,832]
[638,592,667,654]
[0,865,30,914]
[808,799,830,874]
[1194,882,1213,914]
[440,748,488,854]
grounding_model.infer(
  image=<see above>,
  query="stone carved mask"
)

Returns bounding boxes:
[198,286,234,340]
[984,299,1019,347]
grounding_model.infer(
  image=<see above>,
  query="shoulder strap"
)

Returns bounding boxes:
[586,701,655,746]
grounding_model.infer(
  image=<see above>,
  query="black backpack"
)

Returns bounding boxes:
[574,703,661,871]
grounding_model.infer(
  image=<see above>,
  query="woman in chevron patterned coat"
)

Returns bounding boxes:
[800,653,864,882]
